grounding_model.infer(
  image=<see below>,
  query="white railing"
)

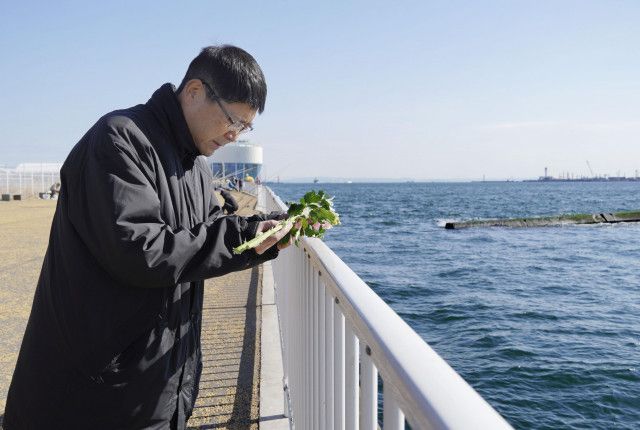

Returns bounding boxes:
[0,167,61,197]
[260,185,513,430]
[242,181,260,198]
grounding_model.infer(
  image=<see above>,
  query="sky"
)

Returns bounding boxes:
[1,0,639,181]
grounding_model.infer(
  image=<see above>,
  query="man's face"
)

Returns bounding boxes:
[180,80,257,156]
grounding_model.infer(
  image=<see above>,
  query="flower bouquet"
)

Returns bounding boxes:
[233,190,340,254]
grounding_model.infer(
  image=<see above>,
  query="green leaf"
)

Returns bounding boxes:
[288,202,305,216]
[302,190,323,204]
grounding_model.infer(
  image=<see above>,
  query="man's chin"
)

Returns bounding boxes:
[200,141,222,156]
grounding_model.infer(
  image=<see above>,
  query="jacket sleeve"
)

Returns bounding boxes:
[66,134,272,288]
[207,190,225,220]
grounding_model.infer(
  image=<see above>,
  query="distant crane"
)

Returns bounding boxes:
[586,160,595,178]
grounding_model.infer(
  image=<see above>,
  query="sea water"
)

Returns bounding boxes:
[269,181,640,430]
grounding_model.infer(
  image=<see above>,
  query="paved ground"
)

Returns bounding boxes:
[0,199,57,416]
[0,191,263,429]
[186,265,262,430]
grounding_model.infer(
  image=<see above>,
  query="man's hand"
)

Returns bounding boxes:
[254,219,294,255]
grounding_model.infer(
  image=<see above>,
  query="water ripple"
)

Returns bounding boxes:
[270,182,640,429]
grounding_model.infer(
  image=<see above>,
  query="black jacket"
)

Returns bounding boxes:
[4,84,277,429]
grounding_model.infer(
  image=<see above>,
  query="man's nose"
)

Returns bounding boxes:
[224,131,238,143]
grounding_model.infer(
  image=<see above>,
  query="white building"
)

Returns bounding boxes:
[207,140,263,180]
[15,163,63,173]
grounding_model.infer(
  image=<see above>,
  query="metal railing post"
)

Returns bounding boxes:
[345,324,359,430]
[361,343,378,430]
[318,274,327,430]
[324,284,335,429]
[303,252,310,429]
[297,248,304,425]
[333,306,345,430]
[312,267,320,429]
[383,389,405,430]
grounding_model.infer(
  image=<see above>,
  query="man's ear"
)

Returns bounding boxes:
[183,79,204,101]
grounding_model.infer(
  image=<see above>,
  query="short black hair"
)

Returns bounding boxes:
[177,45,267,113]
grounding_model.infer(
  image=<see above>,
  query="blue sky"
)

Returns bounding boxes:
[1,1,639,180]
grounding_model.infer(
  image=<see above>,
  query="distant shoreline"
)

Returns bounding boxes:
[266,179,640,184]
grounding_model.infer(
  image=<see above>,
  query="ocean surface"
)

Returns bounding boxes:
[268,181,640,430]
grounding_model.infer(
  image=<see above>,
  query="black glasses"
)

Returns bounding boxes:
[200,80,253,135]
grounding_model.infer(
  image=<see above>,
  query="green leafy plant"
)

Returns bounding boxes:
[233,190,340,254]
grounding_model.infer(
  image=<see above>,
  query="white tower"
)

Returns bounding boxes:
[207,140,263,181]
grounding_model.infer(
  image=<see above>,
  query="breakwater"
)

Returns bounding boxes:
[444,210,640,229]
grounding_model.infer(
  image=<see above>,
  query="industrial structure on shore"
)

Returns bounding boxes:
[529,164,640,182]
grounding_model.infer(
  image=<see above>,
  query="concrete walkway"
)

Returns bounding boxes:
[187,264,263,429]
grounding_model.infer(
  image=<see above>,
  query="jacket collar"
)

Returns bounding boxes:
[147,83,199,159]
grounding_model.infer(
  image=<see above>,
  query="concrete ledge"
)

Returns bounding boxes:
[259,262,290,430]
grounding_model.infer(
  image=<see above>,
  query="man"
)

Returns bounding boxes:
[4,45,291,429]
[49,181,61,199]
